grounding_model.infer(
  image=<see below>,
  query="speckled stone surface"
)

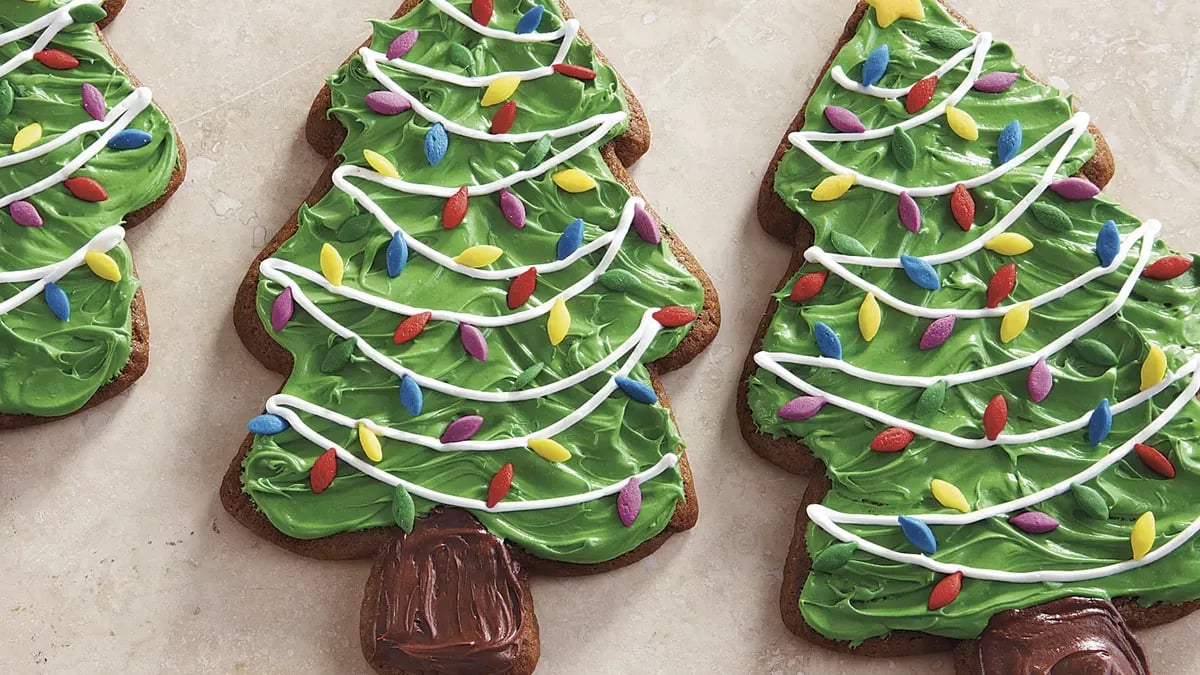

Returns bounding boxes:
[2,1,1198,673]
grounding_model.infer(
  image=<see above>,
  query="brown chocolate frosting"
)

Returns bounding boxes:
[963,596,1149,675]
[369,510,525,673]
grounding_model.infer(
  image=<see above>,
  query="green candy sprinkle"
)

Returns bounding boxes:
[1072,483,1109,520]
[1029,202,1073,233]
[69,4,108,24]
[598,269,640,292]
[447,43,473,70]
[320,337,357,374]
[512,362,546,389]
[927,28,973,50]
[831,231,871,257]
[812,542,858,572]
[892,126,916,170]
[1075,339,1118,367]
[521,135,553,172]
[391,484,415,533]
[916,380,948,419]
[336,213,375,242]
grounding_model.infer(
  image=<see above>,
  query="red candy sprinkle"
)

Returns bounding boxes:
[950,184,974,231]
[64,177,107,202]
[790,271,828,302]
[928,572,963,611]
[508,268,537,309]
[443,186,469,229]
[870,427,915,453]
[393,311,432,344]
[906,76,938,114]
[487,462,513,508]
[1135,443,1176,479]
[310,448,338,494]
[987,263,1017,308]
[33,49,79,70]
[553,63,598,81]
[471,0,494,25]
[491,100,517,134]
[1143,255,1193,281]
[653,305,698,328]
[983,394,1008,441]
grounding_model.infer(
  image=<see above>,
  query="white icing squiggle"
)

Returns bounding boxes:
[830,36,981,99]
[0,226,124,315]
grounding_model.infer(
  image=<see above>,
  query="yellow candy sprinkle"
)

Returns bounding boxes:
[1141,345,1167,391]
[359,423,382,463]
[481,75,521,106]
[320,243,344,286]
[12,122,42,153]
[84,251,121,282]
[858,293,881,342]
[529,438,571,462]
[552,169,596,193]
[548,297,569,346]
[1000,302,1031,343]
[1131,511,1155,561]
[812,174,856,202]
[985,233,1034,256]
[945,105,979,141]
[453,245,503,268]
[363,149,399,178]
[930,478,970,513]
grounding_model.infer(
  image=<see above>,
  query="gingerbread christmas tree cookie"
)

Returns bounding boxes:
[222,1,718,672]
[0,0,184,427]
[741,0,1198,670]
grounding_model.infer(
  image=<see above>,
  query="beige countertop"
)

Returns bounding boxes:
[3,0,1199,673]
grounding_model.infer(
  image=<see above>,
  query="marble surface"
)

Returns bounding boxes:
[3,0,1199,673]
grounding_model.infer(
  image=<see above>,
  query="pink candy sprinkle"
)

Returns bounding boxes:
[1028,358,1053,403]
[824,105,866,134]
[920,316,956,350]
[364,91,412,116]
[460,323,488,361]
[387,30,419,60]
[1050,177,1100,201]
[632,202,660,245]
[270,287,294,331]
[498,188,525,228]
[440,415,484,444]
[973,71,1020,94]
[1009,511,1060,534]
[617,478,642,527]
[81,83,106,121]
[10,200,42,228]
[778,396,826,421]
[898,192,921,233]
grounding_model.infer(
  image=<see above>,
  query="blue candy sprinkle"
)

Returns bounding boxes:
[997,120,1022,164]
[107,129,152,151]
[247,413,289,435]
[814,321,843,360]
[424,122,448,166]
[399,374,423,416]
[386,231,408,278]
[1088,398,1112,446]
[44,282,69,321]
[1096,220,1121,267]
[899,515,938,554]
[515,5,545,34]
[557,218,584,261]
[861,44,890,87]
[615,376,658,404]
[901,254,941,291]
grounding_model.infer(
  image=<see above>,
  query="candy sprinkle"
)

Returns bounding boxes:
[905,76,938,114]
[615,376,658,404]
[270,287,294,331]
[1000,302,1031,343]
[516,5,546,34]
[950,183,974,231]
[44,282,69,321]
[443,186,469,228]
[1131,512,1155,560]
[920,316,956,350]
[81,82,106,120]
[1028,358,1053,403]
[548,297,569,345]
[487,463,514,508]
[825,105,866,133]
[901,255,940,291]
[779,396,826,421]
[1088,399,1113,446]
[358,423,383,462]
[985,233,1033,256]
[248,414,289,435]
[1143,255,1193,281]
[811,542,857,573]
[508,268,537,309]
[33,49,79,70]
[814,321,843,359]
[996,120,1022,164]
[552,63,598,80]
[320,243,344,286]
[460,323,489,361]
[499,188,526,228]
[557,218,584,260]
[632,202,660,244]
[928,572,963,611]
[552,169,596,193]
[983,394,1007,441]
[12,122,42,153]
[1050,177,1100,201]
[386,231,408,278]
[858,293,881,342]
[491,100,517,134]
[898,515,937,554]
[1096,220,1121,267]
[393,311,432,345]
[871,427,915,453]
[974,71,1020,93]
[424,122,448,165]
[10,200,42,228]
[453,244,503,268]
[652,305,698,328]
[945,105,978,141]
[529,438,571,462]
[441,415,485,444]
[363,149,399,178]
[1135,443,1176,479]
[64,177,107,202]
[1141,345,1167,391]
[898,191,921,233]
[481,74,519,106]
[790,271,828,302]
[1009,512,1060,534]
[930,479,970,513]
[386,29,419,59]
[310,449,338,494]
[399,374,423,415]
[471,0,495,26]
[392,484,416,533]
[812,174,855,201]
[861,44,890,87]
[616,478,642,527]
[986,263,1017,308]
[365,91,412,116]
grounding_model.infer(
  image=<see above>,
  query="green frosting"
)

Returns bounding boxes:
[747,0,1200,644]
[242,0,705,564]
[0,1,178,417]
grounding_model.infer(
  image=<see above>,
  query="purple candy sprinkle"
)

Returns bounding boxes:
[1009,511,1060,534]
[824,105,866,134]
[364,91,412,116]
[1050,177,1100,201]
[920,316,957,351]
[778,396,826,421]
[632,202,660,244]
[440,415,484,444]
[270,287,294,331]
[898,192,921,233]
[81,83,106,121]
[387,30,419,60]
[498,188,526,228]
[460,323,488,362]
[973,71,1021,94]
[1028,358,1054,403]
[10,200,42,228]
[617,478,642,527]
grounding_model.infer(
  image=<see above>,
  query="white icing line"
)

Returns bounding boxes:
[426,0,570,42]
[0,0,99,78]
[0,226,124,315]
[829,36,981,99]
[367,19,579,87]
[807,365,1200,583]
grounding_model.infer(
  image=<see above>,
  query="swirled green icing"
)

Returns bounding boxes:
[242,0,705,564]
[0,1,179,417]
[746,0,1200,644]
